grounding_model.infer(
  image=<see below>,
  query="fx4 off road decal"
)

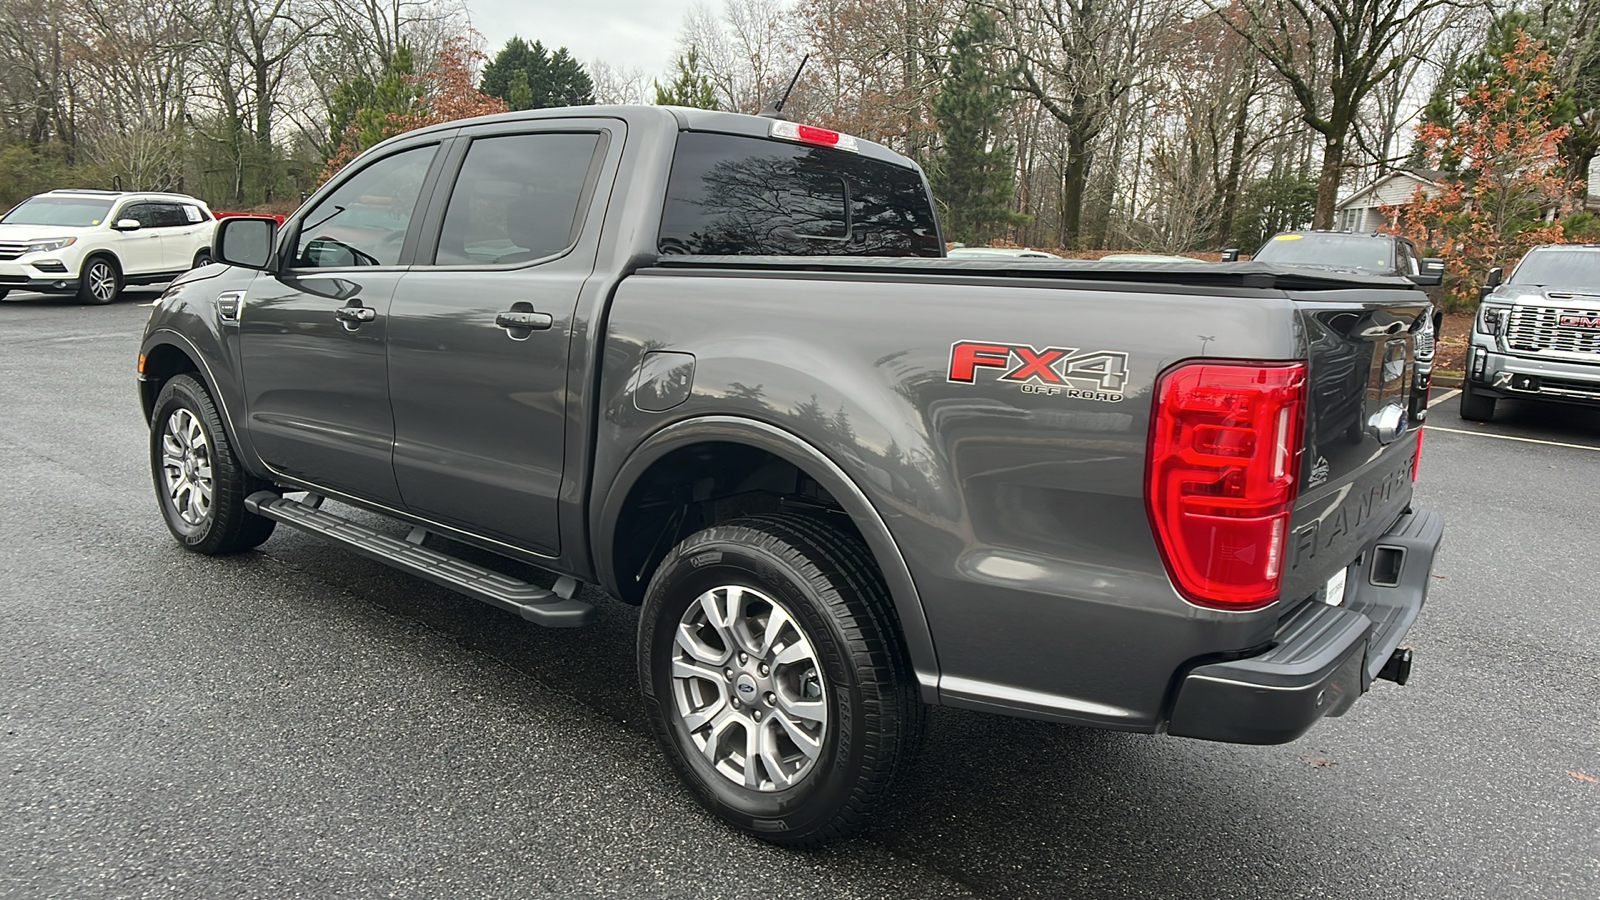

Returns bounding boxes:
[948,341,1129,402]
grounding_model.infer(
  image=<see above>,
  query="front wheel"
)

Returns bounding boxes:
[1459,378,1496,421]
[638,514,924,847]
[77,256,121,305]
[150,374,276,554]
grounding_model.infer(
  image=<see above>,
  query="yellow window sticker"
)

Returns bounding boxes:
[1273,234,1303,241]
[91,218,101,225]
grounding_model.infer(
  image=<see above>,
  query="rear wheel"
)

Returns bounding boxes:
[638,514,923,847]
[1458,379,1496,421]
[150,374,276,554]
[192,248,213,268]
[77,256,121,305]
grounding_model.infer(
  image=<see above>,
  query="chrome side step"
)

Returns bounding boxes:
[245,491,595,628]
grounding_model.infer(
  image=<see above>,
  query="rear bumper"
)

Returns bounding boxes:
[1166,507,1443,745]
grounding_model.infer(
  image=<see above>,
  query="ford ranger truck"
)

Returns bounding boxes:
[1463,244,1600,420]
[136,105,1444,846]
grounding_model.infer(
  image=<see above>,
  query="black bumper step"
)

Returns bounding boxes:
[245,491,595,628]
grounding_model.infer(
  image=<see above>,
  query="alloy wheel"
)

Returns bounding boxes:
[87,262,116,302]
[671,584,828,791]
[160,408,214,528]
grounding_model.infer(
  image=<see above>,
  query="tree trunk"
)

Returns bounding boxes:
[1313,137,1344,230]
[1216,89,1250,248]
[1062,131,1088,247]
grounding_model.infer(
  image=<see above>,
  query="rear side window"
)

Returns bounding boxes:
[659,132,941,257]
[147,203,189,228]
[432,132,602,266]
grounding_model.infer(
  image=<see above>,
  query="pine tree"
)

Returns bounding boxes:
[928,11,1026,245]
[654,47,718,109]
[321,40,506,182]
[1390,32,1573,307]
[480,37,595,111]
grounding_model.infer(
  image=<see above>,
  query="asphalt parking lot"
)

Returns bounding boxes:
[3,291,1597,899]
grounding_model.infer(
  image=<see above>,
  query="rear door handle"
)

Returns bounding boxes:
[496,310,553,330]
[335,305,376,323]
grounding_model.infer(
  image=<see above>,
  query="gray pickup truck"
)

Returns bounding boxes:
[138,106,1444,845]
[1464,244,1600,420]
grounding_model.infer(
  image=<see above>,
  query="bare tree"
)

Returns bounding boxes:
[1215,0,1466,228]
[995,0,1162,247]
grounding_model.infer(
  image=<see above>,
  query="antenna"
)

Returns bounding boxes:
[759,54,810,120]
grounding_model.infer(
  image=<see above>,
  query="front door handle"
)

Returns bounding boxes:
[496,310,553,330]
[335,305,376,323]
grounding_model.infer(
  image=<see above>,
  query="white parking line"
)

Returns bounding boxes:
[1429,388,1461,407]
[1426,424,1600,452]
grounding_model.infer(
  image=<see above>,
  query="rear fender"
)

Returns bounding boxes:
[596,416,941,699]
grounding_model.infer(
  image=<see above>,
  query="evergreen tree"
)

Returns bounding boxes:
[654,47,718,109]
[480,37,595,111]
[928,11,1026,245]
[324,47,422,163]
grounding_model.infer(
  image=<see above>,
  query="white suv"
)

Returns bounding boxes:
[0,189,218,304]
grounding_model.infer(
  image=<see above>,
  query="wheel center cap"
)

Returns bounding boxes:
[735,673,759,705]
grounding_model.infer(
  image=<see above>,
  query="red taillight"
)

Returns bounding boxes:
[1411,427,1423,480]
[1146,361,1307,610]
[769,119,860,152]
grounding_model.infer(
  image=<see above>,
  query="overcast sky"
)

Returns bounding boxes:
[468,0,699,81]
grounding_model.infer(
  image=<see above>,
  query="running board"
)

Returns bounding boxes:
[245,491,595,628]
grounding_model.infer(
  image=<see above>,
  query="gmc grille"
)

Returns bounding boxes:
[1504,305,1600,357]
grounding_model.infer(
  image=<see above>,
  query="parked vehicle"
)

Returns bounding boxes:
[1099,252,1197,263]
[947,246,1062,258]
[1228,231,1444,286]
[1462,244,1600,420]
[138,106,1443,846]
[0,189,216,304]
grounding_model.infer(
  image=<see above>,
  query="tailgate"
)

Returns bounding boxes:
[1281,289,1431,602]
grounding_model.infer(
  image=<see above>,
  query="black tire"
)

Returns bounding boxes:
[150,374,276,554]
[638,513,924,847]
[77,255,121,305]
[0,288,9,301]
[192,248,213,269]
[1459,379,1496,421]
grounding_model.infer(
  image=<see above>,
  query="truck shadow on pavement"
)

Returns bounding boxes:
[288,527,1341,898]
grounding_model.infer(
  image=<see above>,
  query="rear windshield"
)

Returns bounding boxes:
[1509,248,1600,287]
[1253,233,1394,273]
[3,196,115,227]
[659,131,941,257]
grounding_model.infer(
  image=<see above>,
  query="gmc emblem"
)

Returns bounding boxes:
[1559,313,1600,328]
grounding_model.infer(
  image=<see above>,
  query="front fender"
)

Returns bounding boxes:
[139,268,263,474]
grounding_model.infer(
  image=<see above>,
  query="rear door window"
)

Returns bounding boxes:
[429,132,603,266]
[659,131,941,257]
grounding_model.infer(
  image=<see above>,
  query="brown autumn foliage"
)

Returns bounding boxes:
[1384,33,1573,309]
[321,38,506,183]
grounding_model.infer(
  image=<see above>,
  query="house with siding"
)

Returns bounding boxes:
[1334,168,1443,232]
[1337,162,1600,231]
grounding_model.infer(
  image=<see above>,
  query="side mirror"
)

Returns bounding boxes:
[1408,266,1443,286]
[1479,266,1503,301]
[1220,248,1240,262]
[113,218,141,231]
[215,216,279,271]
